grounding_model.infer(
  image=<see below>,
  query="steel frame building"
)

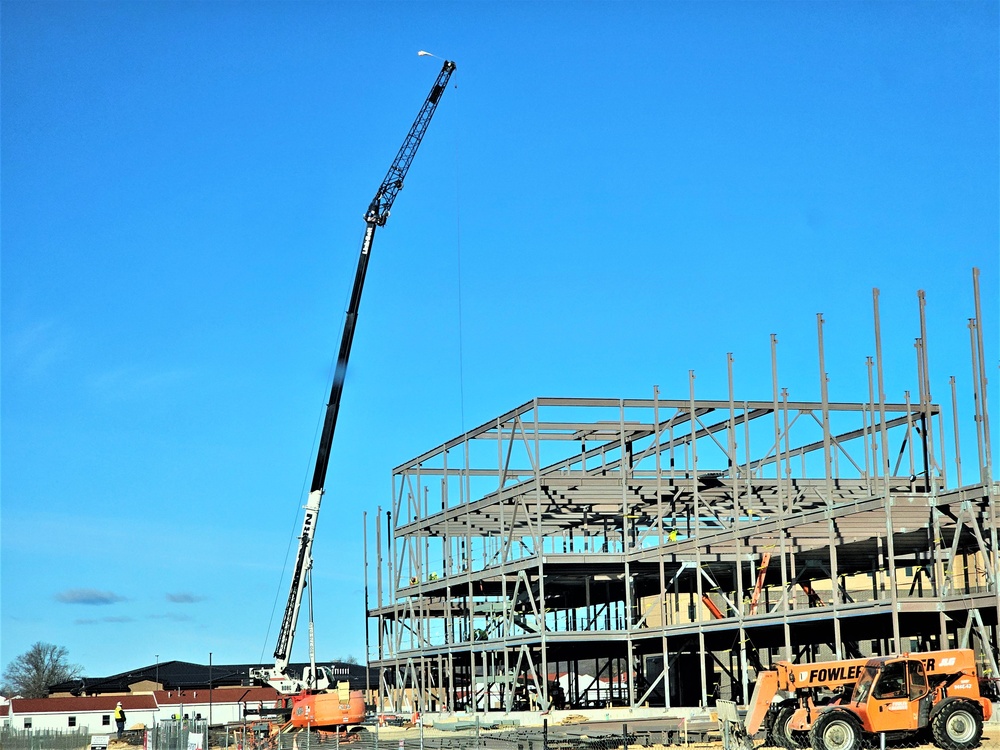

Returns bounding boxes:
[367,274,997,715]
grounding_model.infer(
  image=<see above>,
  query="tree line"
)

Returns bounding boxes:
[1,642,81,699]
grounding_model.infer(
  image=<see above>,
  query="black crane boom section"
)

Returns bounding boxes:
[310,59,455,495]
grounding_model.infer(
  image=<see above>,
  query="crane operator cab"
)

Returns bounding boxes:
[299,666,332,692]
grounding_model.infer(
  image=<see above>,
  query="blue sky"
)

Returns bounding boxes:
[2,1,997,678]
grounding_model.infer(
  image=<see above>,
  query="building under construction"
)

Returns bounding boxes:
[367,272,997,715]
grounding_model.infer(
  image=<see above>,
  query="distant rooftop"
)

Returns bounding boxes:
[48,660,370,695]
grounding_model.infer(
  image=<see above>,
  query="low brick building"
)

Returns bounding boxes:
[4,660,372,730]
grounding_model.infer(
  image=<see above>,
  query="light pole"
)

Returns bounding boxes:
[208,652,213,729]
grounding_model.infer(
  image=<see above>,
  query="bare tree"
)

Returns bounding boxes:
[1,642,82,698]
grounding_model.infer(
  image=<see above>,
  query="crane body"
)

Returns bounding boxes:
[249,59,456,727]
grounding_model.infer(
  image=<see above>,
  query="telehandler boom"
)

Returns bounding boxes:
[746,656,869,748]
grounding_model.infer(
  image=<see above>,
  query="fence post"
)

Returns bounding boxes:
[622,723,628,750]
[543,718,548,750]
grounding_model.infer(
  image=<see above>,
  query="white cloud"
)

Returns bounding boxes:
[55,588,127,605]
[75,616,134,625]
[165,592,205,604]
[149,613,193,622]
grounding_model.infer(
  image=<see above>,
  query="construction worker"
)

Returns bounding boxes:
[114,701,126,738]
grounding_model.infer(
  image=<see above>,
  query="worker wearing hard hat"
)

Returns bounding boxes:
[114,701,126,738]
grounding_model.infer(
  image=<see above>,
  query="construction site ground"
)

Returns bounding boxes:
[100,704,1000,750]
[365,719,1000,750]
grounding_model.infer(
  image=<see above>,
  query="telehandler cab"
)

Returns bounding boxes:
[806,649,992,750]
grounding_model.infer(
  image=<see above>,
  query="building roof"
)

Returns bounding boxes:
[11,695,157,715]
[5,689,282,716]
[49,661,372,696]
[154,687,280,707]
[50,661,254,694]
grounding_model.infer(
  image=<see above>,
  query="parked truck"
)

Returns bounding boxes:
[747,648,994,750]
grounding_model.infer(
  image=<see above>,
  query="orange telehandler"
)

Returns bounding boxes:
[747,648,995,750]
[746,656,869,748]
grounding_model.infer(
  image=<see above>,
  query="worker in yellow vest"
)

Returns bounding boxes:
[114,702,126,738]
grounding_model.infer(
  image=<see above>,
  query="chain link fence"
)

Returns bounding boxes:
[0,727,92,750]
[3,716,982,750]
[247,718,719,750]
[246,715,996,750]
[757,710,990,750]
[148,721,210,750]
[0,724,210,750]
[760,731,947,750]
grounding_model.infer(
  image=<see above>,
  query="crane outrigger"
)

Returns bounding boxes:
[250,58,456,729]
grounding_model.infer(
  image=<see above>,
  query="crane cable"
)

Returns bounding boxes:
[258,226,364,667]
[260,86,463,662]
[452,81,467,434]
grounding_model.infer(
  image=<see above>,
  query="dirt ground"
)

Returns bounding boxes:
[104,725,1000,750]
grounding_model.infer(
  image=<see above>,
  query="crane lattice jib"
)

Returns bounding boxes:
[365,61,456,226]
[272,491,319,666]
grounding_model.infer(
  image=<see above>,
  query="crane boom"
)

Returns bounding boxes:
[253,60,456,695]
[313,58,455,495]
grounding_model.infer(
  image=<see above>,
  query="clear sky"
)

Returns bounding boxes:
[2,1,997,679]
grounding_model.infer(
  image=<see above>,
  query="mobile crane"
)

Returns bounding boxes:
[249,58,456,730]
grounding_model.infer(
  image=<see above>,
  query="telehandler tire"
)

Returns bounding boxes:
[763,707,784,747]
[931,700,982,750]
[773,706,809,749]
[809,710,864,750]
[790,727,812,747]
